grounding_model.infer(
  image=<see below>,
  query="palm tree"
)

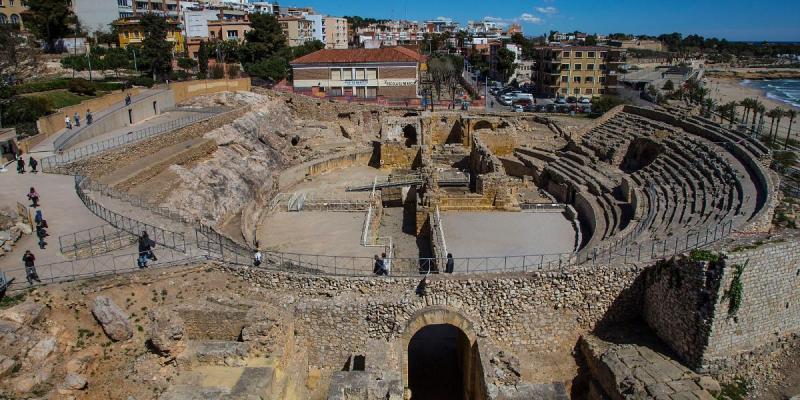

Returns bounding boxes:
[751,99,764,132]
[785,109,797,150]
[702,97,716,119]
[772,108,785,147]
[724,101,739,127]
[766,108,779,144]
[739,98,753,125]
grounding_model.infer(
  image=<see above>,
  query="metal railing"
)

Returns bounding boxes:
[41,112,214,173]
[78,177,197,226]
[75,175,186,252]
[59,224,136,259]
[53,90,167,151]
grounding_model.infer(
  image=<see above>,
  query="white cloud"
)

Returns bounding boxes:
[535,6,558,15]
[435,16,452,22]
[519,13,544,24]
[483,16,504,22]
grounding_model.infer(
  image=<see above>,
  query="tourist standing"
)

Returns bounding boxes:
[16,155,25,174]
[86,109,93,125]
[27,187,40,207]
[73,112,80,127]
[34,210,45,227]
[28,156,38,173]
[373,255,386,276]
[125,93,131,106]
[36,224,47,249]
[445,253,454,274]
[65,115,72,129]
[253,249,263,266]
[23,250,40,285]
[137,232,156,268]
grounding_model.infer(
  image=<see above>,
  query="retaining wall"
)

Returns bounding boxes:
[171,78,252,104]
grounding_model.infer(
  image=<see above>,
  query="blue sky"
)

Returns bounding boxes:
[294,0,800,42]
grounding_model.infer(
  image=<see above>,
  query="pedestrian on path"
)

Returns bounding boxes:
[137,231,156,268]
[373,255,387,276]
[36,224,47,249]
[445,253,455,274]
[73,112,80,127]
[27,187,39,207]
[253,249,262,266]
[23,250,41,285]
[125,93,131,106]
[86,109,93,125]
[28,156,38,173]
[16,155,25,174]
[34,210,45,227]
[65,115,72,129]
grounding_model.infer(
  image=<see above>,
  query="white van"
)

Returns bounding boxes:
[513,93,534,102]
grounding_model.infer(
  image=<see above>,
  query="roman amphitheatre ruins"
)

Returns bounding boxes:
[0,80,798,400]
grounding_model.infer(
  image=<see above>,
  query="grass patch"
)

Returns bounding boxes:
[689,249,720,262]
[24,89,103,109]
[717,378,751,400]
[0,292,27,310]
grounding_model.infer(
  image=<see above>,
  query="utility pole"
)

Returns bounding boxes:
[86,51,93,82]
[133,48,138,72]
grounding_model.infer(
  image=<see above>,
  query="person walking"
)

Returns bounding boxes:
[36,224,47,249]
[28,156,38,173]
[85,109,93,125]
[373,255,386,276]
[16,155,25,174]
[253,249,263,266]
[23,250,41,285]
[445,253,454,274]
[73,112,80,127]
[34,210,46,228]
[125,93,131,106]
[65,115,72,129]
[27,187,40,207]
[137,231,156,268]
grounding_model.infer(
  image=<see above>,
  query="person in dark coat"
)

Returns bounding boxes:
[36,225,47,249]
[445,253,454,274]
[137,231,156,268]
[29,156,38,173]
[373,255,386,276]
[16,156,25,174]
[23,250,41,285]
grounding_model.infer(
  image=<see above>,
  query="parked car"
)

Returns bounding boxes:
[513,104,524,112]
[554,97,567,105]
[579,97,592,104]
[566,96,578,104]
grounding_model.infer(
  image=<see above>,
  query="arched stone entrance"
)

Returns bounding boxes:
[472,120,494,131]
[399,306,482,400]
[403,124,419,147]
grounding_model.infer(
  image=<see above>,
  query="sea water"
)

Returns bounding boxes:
[742,79,800,108]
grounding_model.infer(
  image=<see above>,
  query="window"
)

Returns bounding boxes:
[587,64,595,71]
[599,89,606,94]
[227,30,238,40]
[574,51,582,58]
[573,76,581,83]
[586,76,594,83]
[585,88,593,94]
[561,76,568,83]
[329,87,343,96]
[574,88,580,95]
[9,0,14,5]
[366,68,377,80]
[0,15,6,24]
[560,63,570,71]
[356,86,366,98]
[600,51,607,58]
[342,69,353,80]
[600,64,607,70]
[561,88,568,94]
[331,69,341,80]
[0,0,4,6]
[599,77,606,83]
[354,68,366,79]
[561,51,570,58]
[588,52,595,58]
[366,86,377,98]
[574,64,582,71]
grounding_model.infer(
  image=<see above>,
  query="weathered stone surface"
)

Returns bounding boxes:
[92,296,133,341]
[0,356,18,378]
[148,309,186,356]
[63,373,88,390]
[27,336,57,362]
[1,301,46,325]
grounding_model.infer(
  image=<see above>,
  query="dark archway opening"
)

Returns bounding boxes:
[620,137,663,173]
[446,122,465,144]
[403,125,418,147]
[408,324,469,400]
[473,120,493,131]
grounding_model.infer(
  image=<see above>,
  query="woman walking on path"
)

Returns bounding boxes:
[28,156,38,173]
[23,250,41,285]
[27,187,40,207]
[137,232,156,268]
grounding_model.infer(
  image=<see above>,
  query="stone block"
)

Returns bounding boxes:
[667,379,702,393]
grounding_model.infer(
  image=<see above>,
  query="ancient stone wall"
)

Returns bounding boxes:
[226,264,644,381]
[379,143,419,170]
[641,240,800,370]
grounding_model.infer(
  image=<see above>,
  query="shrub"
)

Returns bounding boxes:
[210,64,225,79]
[68,79,97,96]
[197,71,207,80]
[129,76,155,88]
[169,70,189,81]
[13,78,72,94]
[227,64,240,79]
[1,96,52,125]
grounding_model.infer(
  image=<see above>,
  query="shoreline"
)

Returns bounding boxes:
[740,79,800,110]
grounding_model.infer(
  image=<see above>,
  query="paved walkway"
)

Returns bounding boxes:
[31,88,168,154]
[65,110,199,151]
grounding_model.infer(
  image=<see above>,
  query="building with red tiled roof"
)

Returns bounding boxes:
[290,47,426,101]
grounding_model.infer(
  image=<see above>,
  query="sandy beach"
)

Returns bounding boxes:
[706,77,799,142]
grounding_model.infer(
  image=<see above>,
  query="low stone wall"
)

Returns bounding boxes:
[115,139,217,191]
[276,148,374,190]
[379,142,419,170]
[35,88,143,139]
[172,78,251,104]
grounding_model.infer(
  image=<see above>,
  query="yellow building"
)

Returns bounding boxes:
[278,16,313,47]
[531,46,626,98]
[0,0,27,29]
[114,17,185,53]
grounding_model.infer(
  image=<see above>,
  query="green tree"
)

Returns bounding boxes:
[784,109,797,150]
[198,40,209,78]
[495,47,517,83]
[139,14,174,81]
[662,79,674,92]
[239,13,287,66]
[246,57,287,82]
[23,0,76,52]
[292,39,324,59]
[584,35,598,46]
[590,95,626,117]
[177,56,197,71]
[104,47,130,77]
[0,24,39,83]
